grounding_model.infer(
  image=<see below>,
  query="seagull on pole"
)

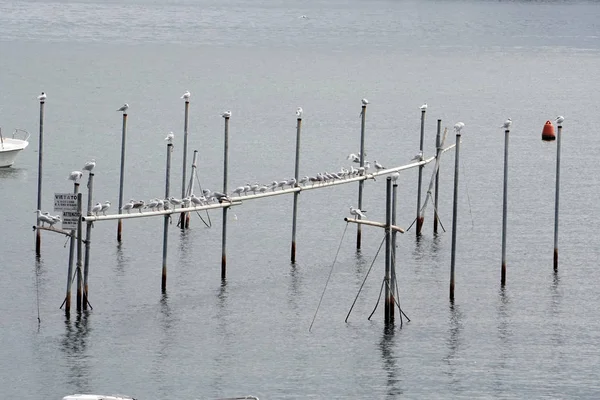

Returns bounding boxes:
[117,103,129,112]
[420,103,428,111]
[37,92,47,101]
[164,132,174,144]
[361,98,369,106]
[501,118,512,130]
[222,110,232,118]
[181,90,191,100]
[555,115,565,125]
[68,171,83,182]
[83,159,96,172]
[454,122,465,134]
[296,107,303,118]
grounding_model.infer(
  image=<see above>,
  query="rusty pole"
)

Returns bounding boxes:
[180,97,190,229]
[433,119,441,234]
[64,182,80,317]
[162,142,173,293]
[221,113,230,280]
[35,94,46,257]
[76,193,83,312]
[291,111,302,263]
[384,177,393,324]
[356,100,367,251]
[416,107,426,235]
[501,128,510,286]
[117,110,128,242]
[554,124,562,271]
[390,179,398,325]
[449,130,461,302]
[83,172,94,310]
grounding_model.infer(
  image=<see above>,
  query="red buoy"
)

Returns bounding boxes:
[542,120,556,141]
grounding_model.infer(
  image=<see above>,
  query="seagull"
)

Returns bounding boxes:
[164,132,175,144]
[296,107,303,118]
[91,202,102,216]
[48,214,61,227]
[132,200,145,213]
[391,172,400,182]
[181,196,191,208]
[347,153,360,163]
[222,110,232,118]
[101,201,111,215]
[454,122,465,133]
[35,210,53,227]
[83,159,96,172]
[190,194,204,206]
[361,98,369,106]
[117,103,129,112]
[68,171,83,182]
[121,200,134,214]
[501,118,512,130]
[169,196,183,207]
[349,206,366,219]
[374,160,385,170]
[145,199,159,211]
[555,115,565,125]
[411,151,423,161]
[299,15,308,19]
[181,90,191,100]
[420,103,428,111]
[38,92,47,101]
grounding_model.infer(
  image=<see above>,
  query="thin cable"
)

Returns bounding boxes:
[309,222,349,332]
[345,233,386,322]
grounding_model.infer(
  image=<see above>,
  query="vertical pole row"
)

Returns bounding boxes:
[449,132,461,302]
[384,177,393,324]
[83,173,94,310]
[291,112,302,263]
[65,182,80,317]
[356,101,367,251]
[553,124,562,272]
[501,128,510,286]
[391,179,398,325]
[162,143,172,293]
[180,97,190,229]
[117,111,128,242]
[416,107,426,236]
[76,193,83,312]
[433,119,441,234]
[221,114,230,280]
[35,95,46,257]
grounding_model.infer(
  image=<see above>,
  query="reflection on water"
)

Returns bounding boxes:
[444,302,463,387]
[61,313,91,390]
[493,287,512,396]
[379,326,403,398]
[152,293,174,389]
[287,264,301,312]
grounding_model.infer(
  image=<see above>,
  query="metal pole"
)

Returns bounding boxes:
[291,114,302,263]
[501,128,510,286]
[186,150,199,197]
[554,124,562,272]
[434,119,441,234]
[221,114,230,280]
[162,143,172,292]
[65,182,80,317]
[36,95,45,257]
[356,102,367,251]
[391,180,398,325]
[117,111,128,242]
[450,132,461,302]
[416,108,426,235]
[83,173,94,310]
[384,177,393,324]
[76,193,83,312]
[180,98,190,229]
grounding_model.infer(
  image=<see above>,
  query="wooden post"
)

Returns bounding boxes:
[35,94,46,256]
[501,128,510,285]
[117,110,128,242]
[450,130,461,302]
[416,107,426,235]
[384,177,393,324]
[180,96,190,229]
[554,124,562,271]
[291,109,302,263]
[221,112,230,280]
[356,100,367,250]
[162,143,173,292]
[83,172,94,310]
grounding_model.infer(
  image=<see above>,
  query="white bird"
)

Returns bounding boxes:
[121,200,134,213]
[233,186,245,196]
[35,210,54,227]
[48,214,61,227]
[37,92,47,101]
[361,98,369,106]
[296,107,303,118]
[555,115,565,125]
[190,194,204,206]
[169,197,183,207]
[132,200,145,212]
[391,172,400,182]
[347,153,360,163]
[501,118,512,130]
[420,103,428,111]
[91,202,102,215]
[299,15,308,19]
[222,110,232,118]
[299,176,309,185]
[181,90,191,100]
[181,196,191,208]
[101,201,111,215]
[117,103,129,112]
[374,160,385,170]
[83,159,96,172]
[145,199,159,211]
[349,206,367,219]
[165,132,175,144]
[68,171,83,182]
[411,151,423,161]
[454,122,465,133]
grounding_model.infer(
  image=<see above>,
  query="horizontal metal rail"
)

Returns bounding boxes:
[344,217,405,233]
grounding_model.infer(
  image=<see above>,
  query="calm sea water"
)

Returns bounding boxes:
[2,0,600,398]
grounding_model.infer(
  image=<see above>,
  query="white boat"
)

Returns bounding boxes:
[62,396,136,400]
[0,128,29,167]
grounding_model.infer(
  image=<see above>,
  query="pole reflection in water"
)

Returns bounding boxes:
[492,287,512,397]
[443,302,463,389]
[61,313,91,390]
[152,293,174,391]
[379,326,403,398]
[287,264,302,313]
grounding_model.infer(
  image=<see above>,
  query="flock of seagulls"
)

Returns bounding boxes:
[35,210,61,228]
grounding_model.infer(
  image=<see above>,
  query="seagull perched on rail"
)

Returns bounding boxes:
[91,202,102,216]
[222,110,232,118]
[501,118,512,130]
[181,90,191,100]
[117,103,129,112]
[83,159,96,172]
[454,122,465,133]
[164,132,174,144]
[37,92,47,101]
[68,170,83,182]
[121,200,134,213]
[349,206,367,219]
[101,201,111,215]
[411,151,423,162]
[555,115,565,125]
[374,160,385,171]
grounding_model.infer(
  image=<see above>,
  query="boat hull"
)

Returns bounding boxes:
[0,138,28,167]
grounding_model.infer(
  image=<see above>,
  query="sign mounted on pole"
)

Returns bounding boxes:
[61,211,79,230]
[54,193,78,212]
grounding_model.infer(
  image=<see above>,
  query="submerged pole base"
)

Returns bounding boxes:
[117,219,123,242]
[554,248,558,272]
[501,262,506,286]
[416,216,424,236]
[291,241,296,264]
